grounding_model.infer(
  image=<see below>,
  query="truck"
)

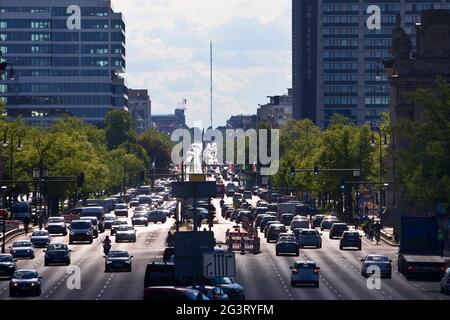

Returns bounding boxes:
[398,215,446,278]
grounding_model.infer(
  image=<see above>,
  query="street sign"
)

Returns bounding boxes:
[203,252,235,278]
[189,174,207,182]
[171,182,217,199]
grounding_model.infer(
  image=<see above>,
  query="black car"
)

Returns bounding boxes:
[280,213,295,226]
[45,217,67,235]
[329,223,349,239]
[9,269,42,297]
[0,254,16,278]
[103,214,118,229]
[267,224,287,243]
[104,250,133,272]
[80,216,104,237]
[311,215,325,228]
[276,238,299,256]
[69,220,93,244]
[340,231,362,250]
[44,243,71,266]
[205,277,245,300]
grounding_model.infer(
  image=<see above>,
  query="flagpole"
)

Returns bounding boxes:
[210,40,213,129]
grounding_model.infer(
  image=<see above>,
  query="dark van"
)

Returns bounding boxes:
[11,202,31,220]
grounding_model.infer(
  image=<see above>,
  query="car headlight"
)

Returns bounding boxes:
[13,282,18,287]
[70,231,75,236]
[8,265,14,268]
[31,283,35,287]
[106,261,112,264]
[125,260,131,264]
[86,231,91,235]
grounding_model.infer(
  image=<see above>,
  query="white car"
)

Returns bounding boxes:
[290,260,320,287]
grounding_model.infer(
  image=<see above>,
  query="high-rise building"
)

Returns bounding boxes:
[292,0,450,129]
[128,89,151,134]
[0,0,127,127]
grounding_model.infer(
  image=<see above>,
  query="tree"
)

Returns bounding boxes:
[396,79,450,211]
[105,110,137,150]
[139,128,174,172]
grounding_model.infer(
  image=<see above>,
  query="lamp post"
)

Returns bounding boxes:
[3,129,23,210]
[33,166,48,228]
[371,127,388,227]
[1,185,7,253]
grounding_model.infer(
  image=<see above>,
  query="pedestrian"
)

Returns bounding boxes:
[374,222,381,244]
[438,230,445,257]
[38,214,44,230]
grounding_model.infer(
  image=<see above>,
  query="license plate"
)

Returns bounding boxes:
[416,266,436,272]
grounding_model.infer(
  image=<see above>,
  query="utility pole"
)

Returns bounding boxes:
[210,40,213,129]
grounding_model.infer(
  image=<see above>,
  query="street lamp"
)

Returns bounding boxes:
[371,127,388,227]
[3,129,24,209]
[1,185,7,253]
[33,166,48,227]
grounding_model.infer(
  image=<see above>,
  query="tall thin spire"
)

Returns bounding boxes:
[210,40,213,129]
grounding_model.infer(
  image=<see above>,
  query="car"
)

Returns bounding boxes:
[260,215,278,232]
[132,212,149,226]
[10,241,35,259]
[440,268,450,295]
[311,215,325,228]
[297,229,322,249]
[230,210,240,222]
[45,217,67,235]
[105,250,133,272]
[264,221,280,238]
[80,216,102,237]
[9,269,42,297]
[143,286,210,300]
[0,254,17,278]
[110,220,128,235]
[277,232,296,242]
[290,219,309,230]
[190,285,229,300]
[290,261,320,287]
[29,230,51,248]
[276,237,299,256]
[360,255,392,278]
[103,213,117,229]
[147,210,167,224]
[340,231,362,250]
[129,200,139,208]
[224,209,234,220]
[114,203,129,217]
[69,220,93,244]
[204,277,245,300]
[280,213,295,226]
[329,223,349,239]
[254,214,269,228]
[243,191,252,200]
[80,206,105,223]
[44,243,71,266]
[320,216,339,230]
[115,225,137,243]
[292,228,306,239]
[267,224,287,243]
[255,207,268,216]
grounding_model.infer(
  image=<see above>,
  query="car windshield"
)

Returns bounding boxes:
[13,271,39,279]
[367,256,389,262]
[112,221,127,226]
[48,244,67,251]
[117,226,133,231]
[0,255,13,262]
[32,231,48,236]
[116,205,128,209]
[81,218,97,225]
[104,216,116,221]
[295,262,316,269]
[71,221,91,229]
[47,217,64,223]
[108,251,129,258]
[209,277,234,285]
[344,233,359,238]
[13,241,32,247]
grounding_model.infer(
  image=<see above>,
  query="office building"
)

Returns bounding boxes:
[292,0,450,129]
[128,89,151,134]
[152,108,186,135]
[257,88,293,128]
[0,0,127,127]
[226,114,257,130]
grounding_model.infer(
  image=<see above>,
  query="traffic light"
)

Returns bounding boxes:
[339,177,345,191]
[140,171,145,182]
[290,166,296,177]
[77,172,85,188]
[314,166,319,176]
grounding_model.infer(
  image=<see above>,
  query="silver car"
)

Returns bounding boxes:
[297,229,322,249]
[29,230,51,248]
[360,255,392,278]
[115,225,137,243]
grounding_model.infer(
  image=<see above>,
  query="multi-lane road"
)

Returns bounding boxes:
[2,194,449,300]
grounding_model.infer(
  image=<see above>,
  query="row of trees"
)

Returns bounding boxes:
[0,106,173,214]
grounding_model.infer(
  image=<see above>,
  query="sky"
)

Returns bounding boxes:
[111,0,292,128]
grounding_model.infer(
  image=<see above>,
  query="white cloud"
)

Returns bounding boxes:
[111,0,291,128]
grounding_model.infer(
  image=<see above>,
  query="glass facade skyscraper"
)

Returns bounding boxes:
[293,0,450,129]
[0,0,126,127]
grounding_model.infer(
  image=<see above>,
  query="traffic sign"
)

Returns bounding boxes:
[203,251,235,278]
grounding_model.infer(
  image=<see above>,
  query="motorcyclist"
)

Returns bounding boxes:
[103,236,112,255]
[220,198,225,209]
[23,215,30,235]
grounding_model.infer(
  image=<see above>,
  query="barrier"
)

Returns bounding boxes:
[225,228,260,254]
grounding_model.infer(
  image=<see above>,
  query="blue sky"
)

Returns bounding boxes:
[112,0,291,128]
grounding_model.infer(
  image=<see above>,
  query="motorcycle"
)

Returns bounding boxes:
[103,242,112,255]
